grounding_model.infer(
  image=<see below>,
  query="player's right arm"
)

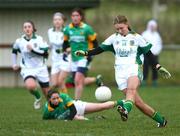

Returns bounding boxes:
[12,39,20,71]
[75,34,115,56]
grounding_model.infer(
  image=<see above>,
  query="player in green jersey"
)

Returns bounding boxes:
[75,15,171,127]
[43,89,121,120]
[63,8,99,100]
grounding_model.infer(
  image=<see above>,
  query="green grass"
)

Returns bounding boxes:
[0,86,180,136]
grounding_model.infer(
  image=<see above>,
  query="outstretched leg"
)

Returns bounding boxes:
[84,101,116,114]
[135,92,167,127]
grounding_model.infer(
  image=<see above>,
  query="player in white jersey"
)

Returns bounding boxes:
[48,12,71,93]
[75,15,171,127]
[12,20,50,110]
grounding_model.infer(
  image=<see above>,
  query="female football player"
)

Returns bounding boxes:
[43,89,120,120]
[75,15,171,127]
[63,8,99,100]
[48,12,70,93]
[12,20,50,109]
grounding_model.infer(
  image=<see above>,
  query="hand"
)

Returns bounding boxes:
[158,66,171,79]
[75,50,87,56]
[73,115,89,120]
[12,64,19,71]
[63,53,68,62]
[66,47,71,53]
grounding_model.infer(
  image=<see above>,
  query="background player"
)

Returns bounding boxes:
[63,8,99,100]
[12,20,50,109]
[48,12,71,93]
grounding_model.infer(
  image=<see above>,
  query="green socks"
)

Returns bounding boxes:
[116,99,133,113]
[152,111,164,124]
[116,99,124,106]
[30,90,41,99]
[117,100,164,124]
[123,100,133,113]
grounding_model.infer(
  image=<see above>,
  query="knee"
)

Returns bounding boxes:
[127,87,137,94]
[58,80,64,86]
[26,83,36,90]
[75,80,82,87]
[75,77,83,86]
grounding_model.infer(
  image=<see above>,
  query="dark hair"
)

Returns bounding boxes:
[47,90,59,100]
[71,8,85,21]
[24,20,37,32]
[113,15,131,30]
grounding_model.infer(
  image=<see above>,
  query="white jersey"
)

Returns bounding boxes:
[101,32,152,65]
[13,34,49,68]
[48,28,64,62]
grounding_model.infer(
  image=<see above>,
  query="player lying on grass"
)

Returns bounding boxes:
[75,15,171,127]
[43,89,121,120]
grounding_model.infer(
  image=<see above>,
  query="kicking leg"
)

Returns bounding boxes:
[117,76,139,121]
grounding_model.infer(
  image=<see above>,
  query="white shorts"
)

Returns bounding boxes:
[20,66,49,83]
[71,58,88,72]
[115,64,143,90]
[73,100,87,116]
[51,57,71,75]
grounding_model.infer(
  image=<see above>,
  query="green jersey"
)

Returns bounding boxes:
[64,22,96,61]
[43,93,74,120]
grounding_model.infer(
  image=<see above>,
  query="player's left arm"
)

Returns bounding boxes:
[138,35,171,79]
[145,50,171,79]
[87,25,98,48]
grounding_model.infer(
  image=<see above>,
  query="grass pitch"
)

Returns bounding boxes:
[0,85,180,136]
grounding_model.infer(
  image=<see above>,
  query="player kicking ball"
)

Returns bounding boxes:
[75,15,171,127]
[43,89,121,120]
